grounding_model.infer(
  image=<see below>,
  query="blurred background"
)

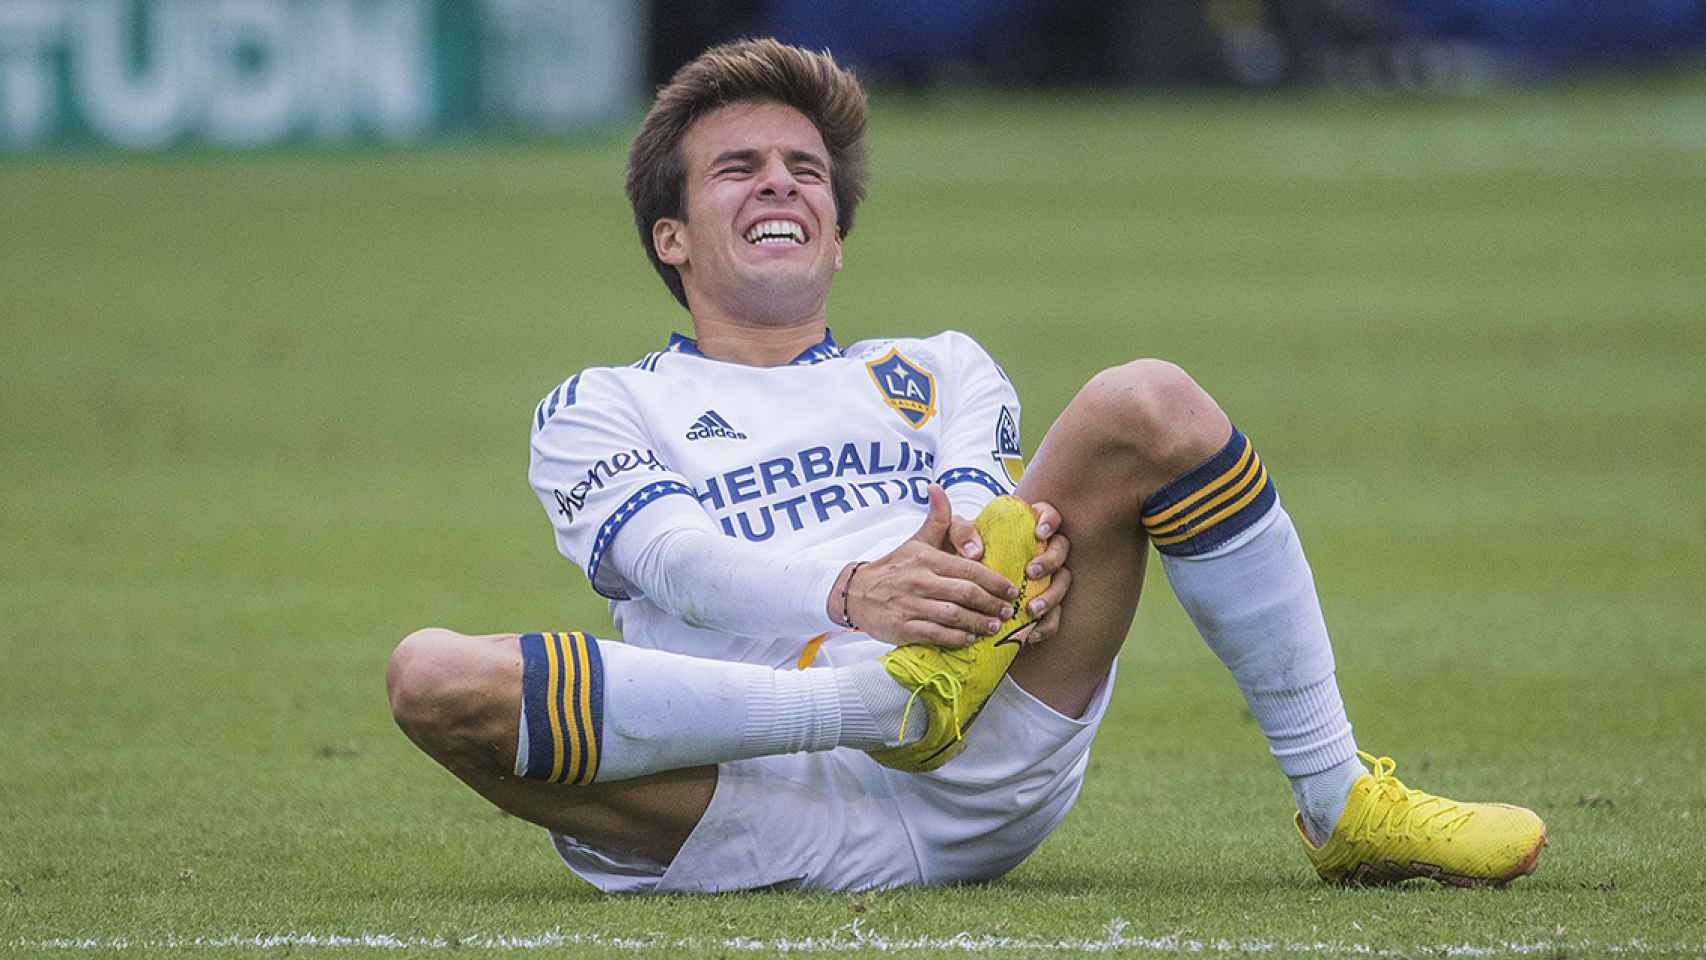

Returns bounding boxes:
[3,0,1705,152]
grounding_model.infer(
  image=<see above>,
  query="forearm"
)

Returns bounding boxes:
[611,524,846,637]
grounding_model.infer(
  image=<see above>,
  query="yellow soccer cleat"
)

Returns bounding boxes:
[867,496,1048,773]
[1299,752,1548,888]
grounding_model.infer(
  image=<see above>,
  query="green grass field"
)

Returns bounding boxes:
[4,72,1704,957]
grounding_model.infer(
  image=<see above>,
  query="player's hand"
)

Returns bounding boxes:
[948,498,1069,646]
[1016,500,1070,646]
[834,484,1019,648]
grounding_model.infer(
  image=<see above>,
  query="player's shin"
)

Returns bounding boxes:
[514,632,916,784]
[1141,429,1363,843]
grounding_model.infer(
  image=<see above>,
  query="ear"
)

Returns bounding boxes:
[832,225,844,272]
[653,218,688,267]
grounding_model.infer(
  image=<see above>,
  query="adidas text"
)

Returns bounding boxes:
[686,411,747,441]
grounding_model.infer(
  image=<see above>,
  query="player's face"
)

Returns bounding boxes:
[656,101,844,323]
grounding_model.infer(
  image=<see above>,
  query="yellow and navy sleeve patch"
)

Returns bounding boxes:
[1140,428,1276,557]
[992,405,1025,486]
[518,631,604,785]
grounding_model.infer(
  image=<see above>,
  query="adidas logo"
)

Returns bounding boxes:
[685,410,747,441]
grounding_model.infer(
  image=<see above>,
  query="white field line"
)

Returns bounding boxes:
[10,920,1706,956]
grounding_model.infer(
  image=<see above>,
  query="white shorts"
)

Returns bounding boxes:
[548,663,1116,893]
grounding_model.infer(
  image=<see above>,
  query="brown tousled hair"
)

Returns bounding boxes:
[625,38,869,309]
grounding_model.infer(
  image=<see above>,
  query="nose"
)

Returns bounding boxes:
[755,153,798,200]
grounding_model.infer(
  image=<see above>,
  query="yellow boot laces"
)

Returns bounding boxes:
[889,648,972,743]
[1350,751,1477,842]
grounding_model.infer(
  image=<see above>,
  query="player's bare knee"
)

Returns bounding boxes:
[1083,359,1228,474]
[387,629,492,750]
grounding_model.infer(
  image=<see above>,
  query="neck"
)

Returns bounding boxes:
[687,308,829,367]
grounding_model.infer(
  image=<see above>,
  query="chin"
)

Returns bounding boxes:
[734,273,828,318]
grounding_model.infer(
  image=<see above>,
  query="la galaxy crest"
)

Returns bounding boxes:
[992,406,1024,485]
[865,349,937,429]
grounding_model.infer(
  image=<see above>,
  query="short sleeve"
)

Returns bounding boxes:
[932,332,1025,518]
[528,370,709,600]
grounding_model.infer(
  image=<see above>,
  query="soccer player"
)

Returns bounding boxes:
[387,39,1546,893]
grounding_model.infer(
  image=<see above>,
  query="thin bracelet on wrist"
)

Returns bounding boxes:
[840,561,866,631]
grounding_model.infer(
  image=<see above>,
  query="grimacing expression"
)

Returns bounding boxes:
[654,101,844,320]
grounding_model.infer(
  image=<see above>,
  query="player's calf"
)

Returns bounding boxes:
[1005,358,1234,716]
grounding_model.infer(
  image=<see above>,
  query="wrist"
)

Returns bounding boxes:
[828,561,866,631]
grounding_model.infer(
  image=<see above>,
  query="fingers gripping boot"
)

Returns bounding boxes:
[866,496,1048,773]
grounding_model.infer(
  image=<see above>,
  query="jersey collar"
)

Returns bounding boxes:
[665,329,843,367]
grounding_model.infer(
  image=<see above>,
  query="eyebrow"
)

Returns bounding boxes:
[709,148,828,170]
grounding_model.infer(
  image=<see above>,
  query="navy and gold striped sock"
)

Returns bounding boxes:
[1141,427,1276,556]
[516,631,604,785]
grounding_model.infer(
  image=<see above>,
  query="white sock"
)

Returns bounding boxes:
[1159,506,1361,830]
[515,633,918,783]
[839,658,927,749]
[1293,754,1367,845]
[1144,438,1361,835]
[738,657,920,756]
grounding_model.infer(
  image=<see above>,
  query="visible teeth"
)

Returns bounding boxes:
[744,219,806,244]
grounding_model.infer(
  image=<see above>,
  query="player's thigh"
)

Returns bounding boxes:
[388,629,713,865]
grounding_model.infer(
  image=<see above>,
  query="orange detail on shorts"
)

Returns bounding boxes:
[796,633,828,669]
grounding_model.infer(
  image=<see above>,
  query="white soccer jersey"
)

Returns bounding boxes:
[529,329,1027,669]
